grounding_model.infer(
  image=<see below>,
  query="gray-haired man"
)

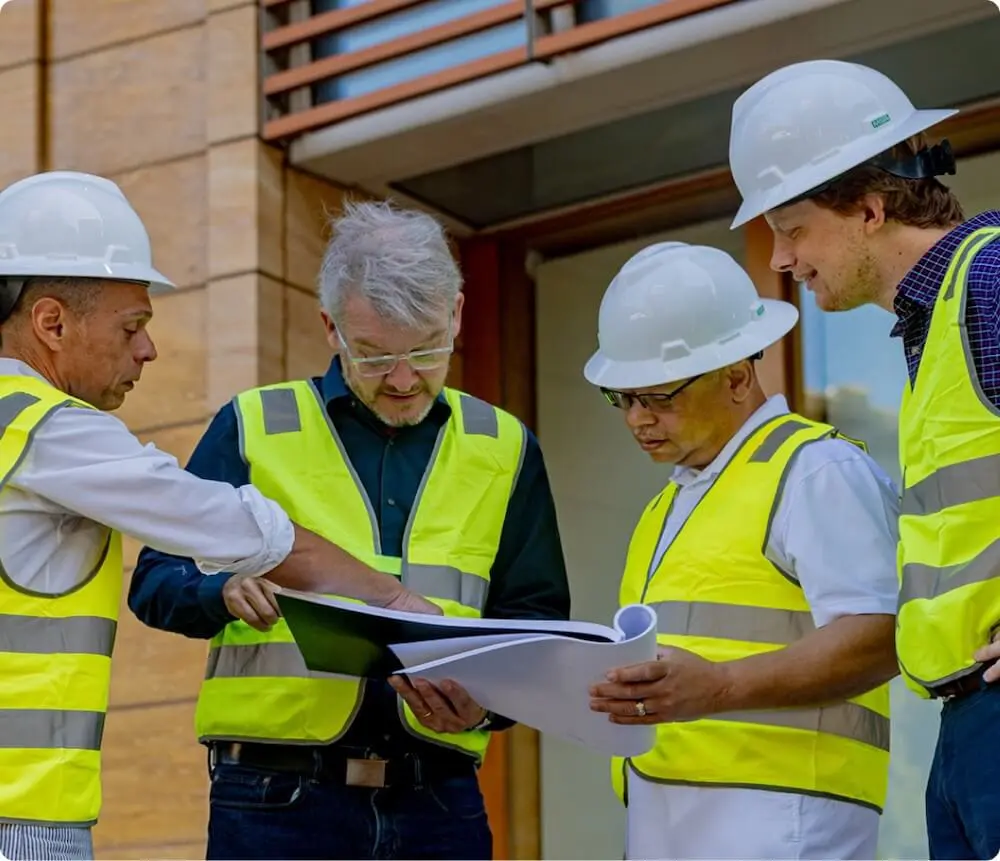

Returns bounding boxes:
[128,200,571,860]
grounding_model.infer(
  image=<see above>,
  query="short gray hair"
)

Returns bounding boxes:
[317,199,462,328]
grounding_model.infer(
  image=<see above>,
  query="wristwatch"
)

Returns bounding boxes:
[468,710,495,731]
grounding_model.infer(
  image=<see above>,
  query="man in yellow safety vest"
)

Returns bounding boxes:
[128,199,571,860]
[585,242,900,860]
[0,172,436,861]
[727,58,1000,860]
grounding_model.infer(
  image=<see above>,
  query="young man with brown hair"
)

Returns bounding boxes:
[727,58,1000,860]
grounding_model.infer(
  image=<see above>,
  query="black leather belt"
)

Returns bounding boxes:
[208,741,475,789]
[931,659,997,700]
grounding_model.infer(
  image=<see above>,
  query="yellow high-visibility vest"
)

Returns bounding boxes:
[897,226,1000,696]
[194,380,525,760]
[613,413,891,812]
[0,375,122,827]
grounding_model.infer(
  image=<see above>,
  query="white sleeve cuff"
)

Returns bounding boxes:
[195,485,295,577]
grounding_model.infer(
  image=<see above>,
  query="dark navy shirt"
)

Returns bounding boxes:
[129,356,570,755]
[892,210,1000,401]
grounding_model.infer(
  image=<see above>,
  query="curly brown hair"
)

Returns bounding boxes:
[809,133,965,229]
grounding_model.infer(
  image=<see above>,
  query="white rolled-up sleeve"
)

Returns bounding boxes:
[8,405,295,577]
[767,438,901,628]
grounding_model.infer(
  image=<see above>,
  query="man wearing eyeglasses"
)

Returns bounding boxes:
[127,200,570,861]
[584,242,900,860]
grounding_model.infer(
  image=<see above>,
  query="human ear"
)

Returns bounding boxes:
[30,298,68,351]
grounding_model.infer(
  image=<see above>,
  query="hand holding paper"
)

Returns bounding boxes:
[273,589,660,756]
[589,645,730,724]
[391,604,660,756]
[388,676,487,733]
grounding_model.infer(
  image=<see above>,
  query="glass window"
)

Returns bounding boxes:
[310,0,523,103]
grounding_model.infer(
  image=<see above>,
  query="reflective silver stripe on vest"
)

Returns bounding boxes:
[652,601,815,645]
[711,702,889,752]
[205,642,312,679]
[0,392,41,438]
[404,563,488,612]
[258,387,499,440]
[0,615,116,656]
[900,453,1000,517]
[0,709,104,751]
[748,419,811,463]
[899,539,1000,606]
[260,388,301,435]
[943,228,999,301]
[458,394,498,438]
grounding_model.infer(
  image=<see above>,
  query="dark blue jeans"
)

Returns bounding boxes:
[205,761,492,860]
[926,680,1000,859]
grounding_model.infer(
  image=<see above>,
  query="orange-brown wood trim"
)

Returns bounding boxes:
[263,46,529,140]
[264,0,564,96]
[262,0,426,50]
[491,167,741,258]
[456,235,542,859]
[456,236,507,860]
[935,97,1000,157]
[533,0,740,58]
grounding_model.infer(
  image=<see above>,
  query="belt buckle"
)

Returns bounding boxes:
[346,756,388,788]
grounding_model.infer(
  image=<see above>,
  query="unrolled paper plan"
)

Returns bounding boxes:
[274,588,659,757]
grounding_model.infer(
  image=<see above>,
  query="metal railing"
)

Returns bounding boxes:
[260,0,742,142]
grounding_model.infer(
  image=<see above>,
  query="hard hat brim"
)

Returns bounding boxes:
[729,107,958,230]
[0,259,175,293]
[582,298,799,390]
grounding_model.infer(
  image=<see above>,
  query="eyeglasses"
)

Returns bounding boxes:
[336,319,455,378]
[600,374,703,413]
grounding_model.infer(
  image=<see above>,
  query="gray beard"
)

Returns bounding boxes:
[344,375,434,428]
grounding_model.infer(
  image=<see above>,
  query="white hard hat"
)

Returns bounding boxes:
[583,242,798,390]
[0,171,174,291]
[728,59,958,229]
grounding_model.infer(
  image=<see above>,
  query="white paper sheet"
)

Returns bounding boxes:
[390,604,658,757]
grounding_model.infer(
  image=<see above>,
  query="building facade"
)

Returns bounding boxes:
[3,0,1000,858]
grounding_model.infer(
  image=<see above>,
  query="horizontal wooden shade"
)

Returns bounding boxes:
[260,0,742,141]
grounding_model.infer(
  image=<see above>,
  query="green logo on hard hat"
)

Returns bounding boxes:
[871,113,891,129]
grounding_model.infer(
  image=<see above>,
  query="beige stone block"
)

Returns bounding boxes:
[51,26,205,176]
[0,0,40,69]
[285,285,332,380]
[208,139,284,279]
[114,289,208,432]
[0,63,38,188]
[285,167,349,291]
[94,701,208,850]
[209,0,253,9]
[208,4,258,144]
[113,155,208,290]
[207,273,285,408]
[51,0,205,61]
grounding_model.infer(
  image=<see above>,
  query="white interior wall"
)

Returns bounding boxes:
[534,217,745,860]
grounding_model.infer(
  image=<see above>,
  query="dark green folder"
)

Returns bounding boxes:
[274,588,614,679]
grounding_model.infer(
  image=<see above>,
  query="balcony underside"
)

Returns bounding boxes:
[285,0,1000,233]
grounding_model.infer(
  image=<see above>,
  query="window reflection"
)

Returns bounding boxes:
[797,283,938,861]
